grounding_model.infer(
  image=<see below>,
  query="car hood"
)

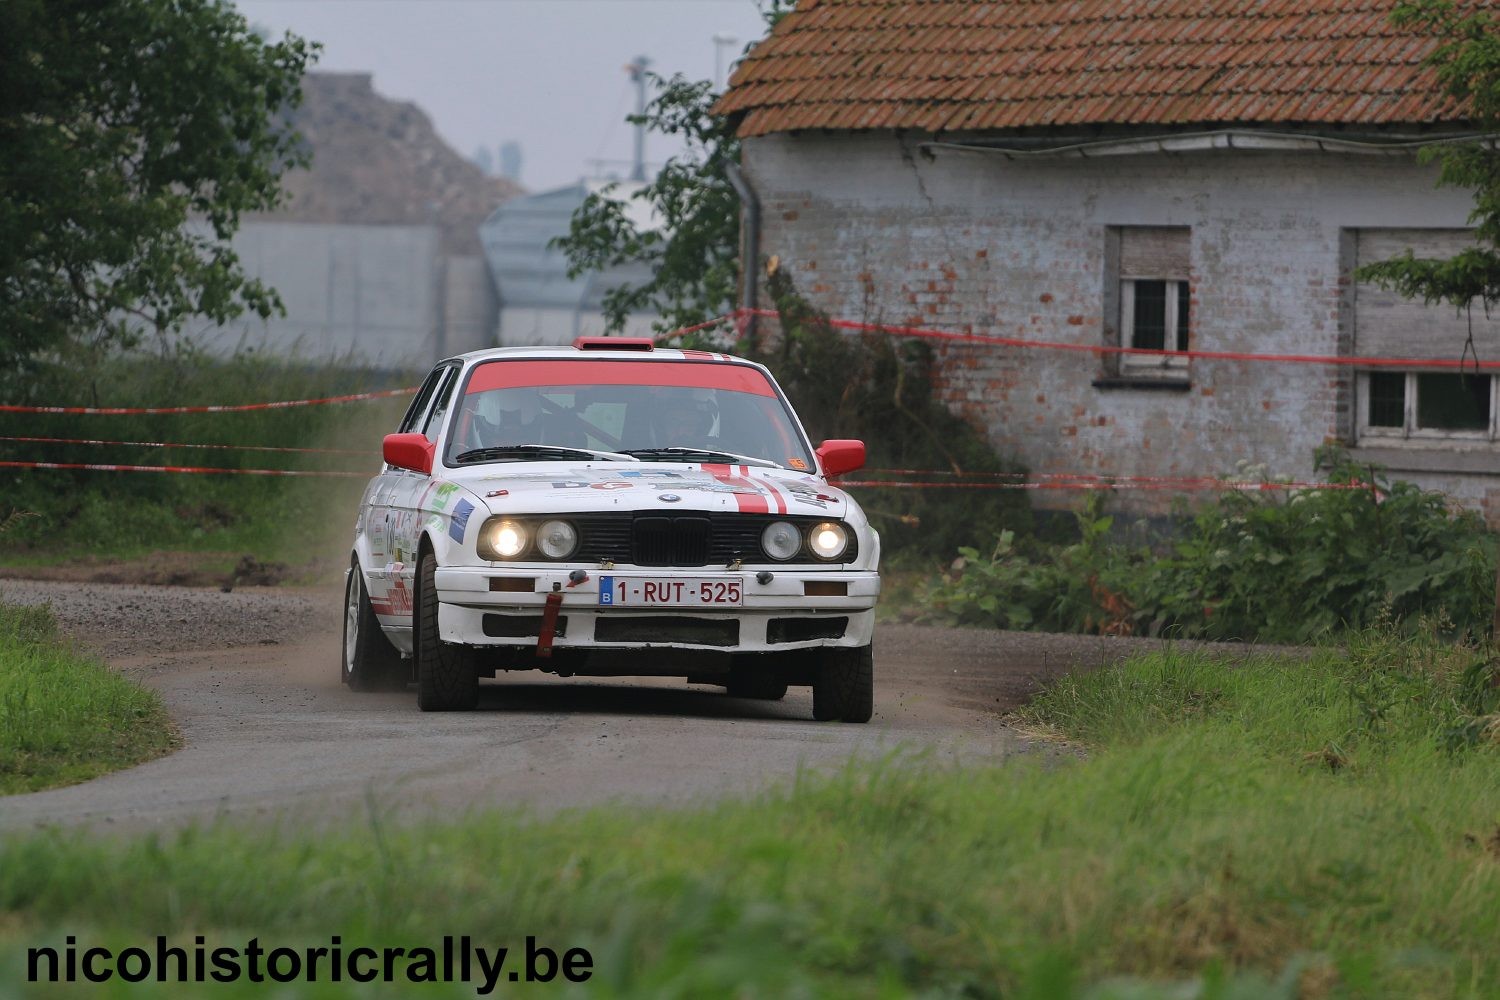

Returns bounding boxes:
[445,462,851,519]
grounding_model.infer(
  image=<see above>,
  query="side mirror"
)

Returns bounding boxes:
[383,433,435,475]
[816,439,865,478]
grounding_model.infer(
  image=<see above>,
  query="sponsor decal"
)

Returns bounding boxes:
[783,483,833,509]
[551,481,591,490]
[788,458,808,470]
[619,470,681,479]
[650,481,761,495]
[589,482,633,491]
[369,516,388,558]
[432,482,460,511]
[387,576,414,616]
[450,498,475,542]
[486,489,509,498]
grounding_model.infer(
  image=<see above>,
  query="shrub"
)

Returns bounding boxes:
[925,448,1498,643]
[731,270,1033,560]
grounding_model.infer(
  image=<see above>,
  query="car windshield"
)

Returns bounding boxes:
[444,359,817,471]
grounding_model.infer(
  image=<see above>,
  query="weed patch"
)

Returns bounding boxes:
[0,601,175,794]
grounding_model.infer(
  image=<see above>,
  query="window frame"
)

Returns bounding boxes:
[1120,276,1191,371]
[1356,370,1500,443]
[420,365,462,444]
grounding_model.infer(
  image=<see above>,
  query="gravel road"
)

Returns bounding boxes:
[0,578,1237,834]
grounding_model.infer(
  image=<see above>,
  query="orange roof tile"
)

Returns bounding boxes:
[716,0,1482,137]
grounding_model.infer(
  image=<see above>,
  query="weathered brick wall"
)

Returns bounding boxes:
[742,132,1493,521]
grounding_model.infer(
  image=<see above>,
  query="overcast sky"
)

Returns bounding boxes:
[235,0,772,193]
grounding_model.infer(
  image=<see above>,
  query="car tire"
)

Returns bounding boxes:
[726,669,789,701]
[415,553,480,711]
[343,562,409,692]
[812,644,874,723]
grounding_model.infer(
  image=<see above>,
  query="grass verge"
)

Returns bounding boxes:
[0,351,411,582]
[1,633,1496,997]
[0,601,176,795]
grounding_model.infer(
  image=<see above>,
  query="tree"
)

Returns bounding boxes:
[1355,0,1500,635]
[1356,1,1500,312]
[0,0,317,368]
[551,2,791,335]
[553,74,743,335]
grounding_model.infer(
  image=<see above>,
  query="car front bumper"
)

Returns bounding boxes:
[434,565,878,653]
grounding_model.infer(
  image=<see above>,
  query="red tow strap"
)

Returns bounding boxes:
[536,572,588,659]
[536,591,563,659]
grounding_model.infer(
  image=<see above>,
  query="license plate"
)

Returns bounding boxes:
[598,575,743,608]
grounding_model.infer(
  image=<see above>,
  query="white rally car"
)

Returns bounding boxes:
[343,338,880,721]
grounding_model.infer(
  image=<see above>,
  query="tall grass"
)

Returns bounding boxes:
[0,601,175,793]
[1,632,1495,997]
[0,350,412,574]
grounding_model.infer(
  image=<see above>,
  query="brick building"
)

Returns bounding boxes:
[716,0,1500,522]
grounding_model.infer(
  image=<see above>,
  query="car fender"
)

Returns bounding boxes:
[414,479,487,569]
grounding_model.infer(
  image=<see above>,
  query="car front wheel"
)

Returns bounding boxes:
[343,561,409,692]
[415,553,480,711]
[812,644,874,723]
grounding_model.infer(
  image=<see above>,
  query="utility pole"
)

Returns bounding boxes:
[627,56,652,182]
[713,33,738,90]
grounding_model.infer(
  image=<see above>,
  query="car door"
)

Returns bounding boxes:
[383,363,462,614]
[367,365,451,626]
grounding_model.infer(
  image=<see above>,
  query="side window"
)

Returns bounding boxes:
[422,366,460,444]
[399,368,447,434]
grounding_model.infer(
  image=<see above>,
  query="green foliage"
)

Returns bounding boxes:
[550,1,789,333]
[751,269,1032,559]
[553,73,742,334]
[927,448,1497,643]
[2,641,1497,996]
[0,349,410,572]
[0,601,175,793]
[0,0,317,373]
[1357,1,1500,310]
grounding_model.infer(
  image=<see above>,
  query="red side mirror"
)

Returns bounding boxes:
[383,433,435,475]
[816,439,865,478]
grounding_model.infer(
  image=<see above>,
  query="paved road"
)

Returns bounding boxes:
[0,579,1197,833]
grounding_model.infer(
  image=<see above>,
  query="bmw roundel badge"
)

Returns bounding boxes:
[658,493,682,503]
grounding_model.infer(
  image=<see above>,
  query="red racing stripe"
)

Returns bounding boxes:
[703,463,769,513]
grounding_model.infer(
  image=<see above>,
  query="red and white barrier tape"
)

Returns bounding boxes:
[738,307,1500,370]
[0,435,368,456]
[0,461,366,479]
[839,479,1372,492]
[0,386,416,416]
[859,468,1371,487]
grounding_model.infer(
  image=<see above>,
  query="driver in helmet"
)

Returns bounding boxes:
[653,391,718,448]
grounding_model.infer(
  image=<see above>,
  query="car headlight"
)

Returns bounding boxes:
[536,519,579,559]
[807,521,849,560]
[761,520,801,561]
[488,519,529,559]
